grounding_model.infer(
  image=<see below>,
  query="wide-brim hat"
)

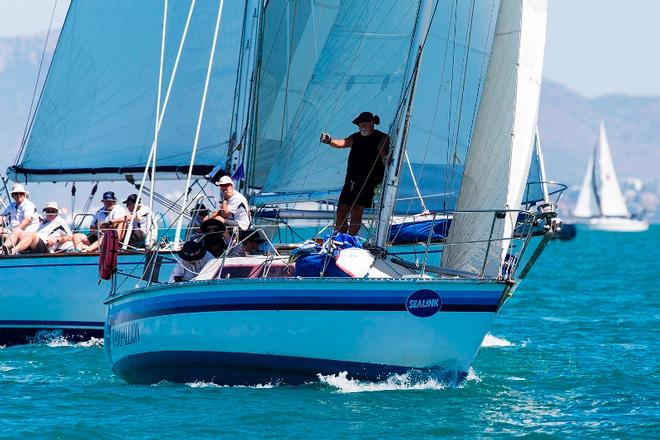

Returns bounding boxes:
[200,218,226,234]
[352,111,380,125]
[123,194,138,204]
[216,175,233,186]
[10,183,28,195]
[43,201,59,212]
[177,240,206,262]
[101,191,117,202]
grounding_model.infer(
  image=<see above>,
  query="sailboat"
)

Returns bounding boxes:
[573,122,649,232]
[104,0,558,386]
[0,1,253,345]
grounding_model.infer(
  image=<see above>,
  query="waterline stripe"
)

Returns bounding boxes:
[108,297,499,325]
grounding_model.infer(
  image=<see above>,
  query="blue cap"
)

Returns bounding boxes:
[101,191,117,202]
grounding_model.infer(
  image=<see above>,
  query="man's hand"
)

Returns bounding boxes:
[320,132,332,144]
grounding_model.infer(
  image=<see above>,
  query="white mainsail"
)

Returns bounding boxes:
[251,0,502,212]
[251,0,420,200]
[441,0,548,277]
[9,1,249,183]
[574,122,630,218]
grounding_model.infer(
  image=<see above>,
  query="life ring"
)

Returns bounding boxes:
[99,229,120,280]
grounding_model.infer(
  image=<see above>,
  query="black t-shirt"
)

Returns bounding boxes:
[345,129,388,186]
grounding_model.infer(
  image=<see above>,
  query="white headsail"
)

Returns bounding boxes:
[441,0,548,277]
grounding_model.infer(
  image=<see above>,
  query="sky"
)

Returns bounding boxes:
[1,0,660,98]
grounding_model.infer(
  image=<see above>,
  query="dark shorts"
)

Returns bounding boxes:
[338,178,377,208]
[128,229,146,247]
[87,231,99,244]
[32,239,49,254]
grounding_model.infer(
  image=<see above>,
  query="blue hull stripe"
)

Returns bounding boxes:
[112,350,468,386]
[0,261,174,270]
[108,289,500,325]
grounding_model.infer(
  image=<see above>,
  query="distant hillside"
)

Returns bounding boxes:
[1,33,659,189]
[538,81,660,187]
[0,33,56,172]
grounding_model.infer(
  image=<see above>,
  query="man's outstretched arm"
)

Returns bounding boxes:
[320,132,353,149]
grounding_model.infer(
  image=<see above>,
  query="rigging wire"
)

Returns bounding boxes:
[174,0,226,246]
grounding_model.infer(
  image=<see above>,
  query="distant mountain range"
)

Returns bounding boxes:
[538,81,660,187]
[1,33,659,189]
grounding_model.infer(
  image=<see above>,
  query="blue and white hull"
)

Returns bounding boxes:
[0,253,171,346]
[105,278,506,385]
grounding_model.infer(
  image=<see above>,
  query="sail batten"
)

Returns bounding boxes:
[10,0,248,183]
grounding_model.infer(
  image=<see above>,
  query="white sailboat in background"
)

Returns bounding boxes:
[0,0,255,345]
[573,122,649,232]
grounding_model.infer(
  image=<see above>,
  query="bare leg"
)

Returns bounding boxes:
[72,233,90,250]
[13,232,39,253]
[116,223,126,242]
[84,240,100,253]
[348,206,365,236]
[5,229,27,251]
[335,204,350,233]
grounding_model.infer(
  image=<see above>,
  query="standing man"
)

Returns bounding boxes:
[1,183,40,254]
[208,176,251,231]
[320,111,390,235]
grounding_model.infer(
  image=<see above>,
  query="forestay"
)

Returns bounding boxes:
[250,0,420,201]
[441,0,548,278]
[10,0,247,182]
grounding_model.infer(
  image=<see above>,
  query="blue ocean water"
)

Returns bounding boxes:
[1,227,658,439]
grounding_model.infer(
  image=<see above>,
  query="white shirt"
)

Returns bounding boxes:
[223,192,251,231]
[36,215,73,252]
[91,204,127,228]
[129,205,157,247]
[2,199,39,232]
[168,252,215,282]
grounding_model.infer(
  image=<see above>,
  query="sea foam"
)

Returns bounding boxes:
[185,381,277,389]
[481,333,514,347]
[318,371,450,393]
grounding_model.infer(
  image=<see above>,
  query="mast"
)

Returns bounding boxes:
[374,50,423,247]
[244,0,267,194]
[375,0,435,248]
